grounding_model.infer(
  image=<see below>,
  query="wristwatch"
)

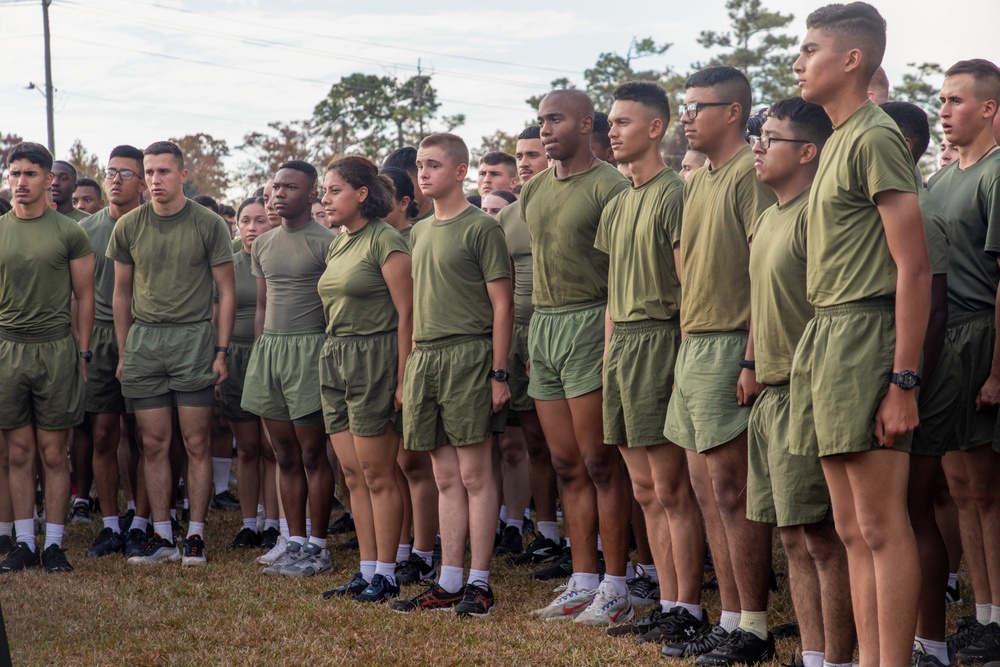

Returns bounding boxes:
[889,370,921,390]
[489,369,510,382]
[79,351,92,362]
[215,346,230,356]
[739,359,755,371]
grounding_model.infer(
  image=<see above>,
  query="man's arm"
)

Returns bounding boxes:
[382,252,413,412]
[69,253,96,383]
[112,261,135,382]
[486,277,514,414]
[211,262,236,386]
[737,319,763,406]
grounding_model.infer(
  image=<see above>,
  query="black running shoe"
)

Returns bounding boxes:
[627,566,660,607]
[949,617,988,655]
[323,572,368,599]
[695,628,776,666]
[523,518,535,538]
[170,516,184,538]
[124,528,148,558]
[389,583,465,613]
[211,490,240,511]
[511,535,562,565]
[662,624,731,659]
[119,509,136,533]
[0,542,41,573]
[230,527,261,549]
[639,606,710,645]
[946,581,963,606]
[531,549,573,580]
[606,605,668,638]
[957,622,1000,665]
[494,525,523,555]
[328,512,355,535]
[353,574,401,603]
[260,526,280,550]
[86,527,125,557]
[337,536,359,551]
[395,553,437,585]
[68,500,92,525]
[0,534,14,557]
[454,581,495,617]
[41,544,74,572]
[182,535,207,567]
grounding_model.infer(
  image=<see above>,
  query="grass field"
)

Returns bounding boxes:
[0,507,974,666]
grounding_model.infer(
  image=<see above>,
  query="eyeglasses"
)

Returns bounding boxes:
[749,135,812,150]
[104,167,140,181]
[677,102,734,119]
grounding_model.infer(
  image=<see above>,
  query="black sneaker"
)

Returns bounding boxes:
[494,525,523,555]
[912,641,951,667]
[260,526,279,550]
[41,544,74,572]
[353,574,401,603]
[86,527,125,557]
[531,549,573,580]
[230,527,261,549]
[395,553,437,585]
[124,528,149,558]
[337,536,359,551]
[695,628,776,666]
[389,583,465,613]
[0,534,14,557]
[454,581,495,617]
[949,617,988,655]
[946,580,963,606]
[512,535,562,565]
[639,606,710,644]
[627,566,660,607]
[0,542,41,573]
[182,534,207,566]
[957,622,1000,664]
[662,624,731,659]
[328,512,354,535]
[523,518,535,538]
[69,500,92,525]
[119,509,136,533]
[211,489,240,511]
[770,621,800,639]
[323,572,369,599]
[170,516,184,538]
[606,605,668,638]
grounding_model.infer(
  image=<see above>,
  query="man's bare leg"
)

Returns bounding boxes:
[803,513,855,664]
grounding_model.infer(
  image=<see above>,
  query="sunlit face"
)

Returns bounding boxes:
[416,146,465,200]
[792,28,846,107]
[680,87,736,153]
[7,158,53,208]
[477,161,517,197]
[481,193,512,218]
[72,184,103,214]
[538,94,587,162]
[515,138,547,183]
[608,99,659,165]
[104,156,146,208]
[143,153,187,205]
[50,162,76,205]
[271,168,315,221]
[237,202,269,251]
[752,116,810,188]
[940,73,996,148]
[311,201,329,227]
[321,170,365,227]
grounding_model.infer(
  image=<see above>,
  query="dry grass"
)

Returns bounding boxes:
[0,510,974,667]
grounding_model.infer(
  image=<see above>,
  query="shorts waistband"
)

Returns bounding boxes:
[326,330,396,344]
[94,319,115,329]
[763,382,790,394]
[534,300,606,316]
[262,328,325,337]
[815,296,894,317]
[683,330,748,339]
[947,309,994,328]
[230,334,255,345]
[134,320,210,328]
[612,318,680,333]
[0,327,72,343]
[414,334,490,350]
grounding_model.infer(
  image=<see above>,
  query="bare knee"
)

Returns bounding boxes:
[780,526,811,565]
[631,478,657,510]
[550,452,586,485]
[582,451,618,488]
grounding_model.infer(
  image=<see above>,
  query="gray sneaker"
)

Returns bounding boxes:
[281,542,332,578]
[262,540,302,576]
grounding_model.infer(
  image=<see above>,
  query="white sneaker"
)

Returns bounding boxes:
[262,540,302,575]
[257,536,287,565]
[280,543,332,577]
[531,576,597,621]
[573,580,634,626]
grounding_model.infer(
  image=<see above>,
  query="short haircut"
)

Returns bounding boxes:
[326,155,394,220]
[767,97,834,151]
[236,196,265,220]
[944,59,1000,109]
[806,2,887,81]
[613,81,672,125]
[517,125,541,141]
[868,66,890,103]
[485,190,517,205]
[479,151,517,174]
[592,112,611,149]
[53,160,77,179]
[685,149,709,166]
[144,141,185,169]
[467,194,482,208]
[383,146,418,177]
[109,144,145,171]
[880,101,930,163]
[685,66,753,125]
[6,142,53,171]
[276,159,318,190]
[75,177,103,198]
[193,194,220,213]
[380,167,420,218]
[419,133,469,167]
[219,204,235,218]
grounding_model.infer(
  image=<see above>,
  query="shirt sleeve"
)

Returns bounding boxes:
[981,168,1000,256]
[661,182,684,247]
[375,225,411,266]
[737,170,777,241]
[106,216,134,264]
[594,205,612,255]
[856,125,919,202]
[207,217,235,266]
[66,220,95,259]
[250,239,264,279]
[477,222,513,283]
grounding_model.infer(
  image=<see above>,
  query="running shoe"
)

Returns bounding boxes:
[0,534,13,557]
[0,542,40,573]
[86,527,125,557]
[949,617,988,655]
[41,544,74,572]
[531,577,597,621]
[258,536,288,565]
[127,534,180,565]
[119,509,136,533]
[494,525,523,556]
[627,565,660,607]
[957,622,1000,664]
[455,581,495,617]
[638,606,710,645]
[259,527,280,550]
[395,552,437,585]
[124,528,149,558]
[328,512,355,535]
[606,605,668,638]
[531,549,573,581]
[211,490,240,511]
[170,516,184,539]
[182,535,207,567]
[512,535,563,565]
[69,500,92,525]
[695,628,776,666]
[262,540,302,575]
[573,580,634,626]
[281,543,331,577]
[661,624,731,659]
[912,640,951,667]
[389,583,465,612]
[323,572,369,599]
[946,580,963,606]
[353,573,400,603]
[230,527,261,549]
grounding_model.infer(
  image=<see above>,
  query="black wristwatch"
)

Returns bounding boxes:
[215,346,230,356]
[79,351,92,362]
[890,370,921,390]
[739,359,755,371]
[489,369,510,382]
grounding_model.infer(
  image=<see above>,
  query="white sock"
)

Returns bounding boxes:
[73,497,89,508]
[992,605,1000,625]
[43,523,64,550]
[182,498,188,510]
[506,518,523,534]
[308,535,326,550]
[289,535,306,547]
[467,568,489,586]
[575,572,601,591]
[187,521,205,539]
[977,603,991,625]
[801,651,823,667]
[597,535,603,553]
[264,519,279,532]
[360,560,376,581]
[127,500,136,511]
[537,521,559,542]
[719,610,741,632]
[948,572,959,589]
[305,519,312,537]
[660,600,677,613]
[279,518,290,540]
[0,521,12,537]
[396,543,411,562]
[524,507,531,520]
[499,505,508,523]
[242,518,257,531]
[413,548,433,567]
[132,516,149,534]
[604,574,627,596]
[170,508,178,520]
[154,521,173,543]
[375,561,397,585]
[739,610,768,640]
[565,536,571,548]
[103,516,121,533]
[625,561,636,579]
[14,519,35,552]
[677,601,703,618]
[823,662,853,667]
[212,457,231,494]
[438,565,464,593]
[639,563,658,582]
[917,638,950,663]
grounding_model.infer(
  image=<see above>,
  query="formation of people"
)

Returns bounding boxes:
[2,2,1000,665]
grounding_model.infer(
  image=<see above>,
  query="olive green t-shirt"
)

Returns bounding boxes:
[107,200,234,324]
[0,208,94,335]
[927,150,1000,315]
[496,200,534,323]
[80,208,118,323]
[318,219,410,337]
[595,167,684,323]
[232,250,257,339]
[410,205,511,343]
[520,162,629,308]
[66,208,88,222]
[397,224,411,244]
[918,187,949,277]
[807,104,918,308]
[231,236,243,253]
[251,220,334,333]
[680,146,776,333]
[749,189,813,385]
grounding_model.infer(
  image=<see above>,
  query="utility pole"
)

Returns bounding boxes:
[42,0,55,154]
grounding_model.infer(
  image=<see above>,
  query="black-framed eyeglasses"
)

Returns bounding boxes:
[104,167,139,181]
[677,102,734,119]
[749,135,811,150]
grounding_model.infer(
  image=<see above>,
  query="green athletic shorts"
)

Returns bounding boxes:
[790,298,912,457]
[403,335,506,451]
[946,311,998,451]
[241,329,325,422]
[0,328,84,430]
[219,335,257,423]
[121,321,216,399]
[747,384,830,527]
[912,338,961,457]
[320,331,399,437]
[604,319,680,447]
[528,301,605,401]
[84,320,125,415]
[509,319,534,413]
[663,331,750,453]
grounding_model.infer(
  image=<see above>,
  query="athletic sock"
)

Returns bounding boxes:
[187,521,205,539]
[153,521,173,544]
[506,518,523,534]
[499,505,508,524]
[126,500,136,512]
[438,565,464,593]
[242,517,257,532]
[360,560,376,581]
[677,601,703,618]
[212,457,231,495]
[719,610,741,632]
[524,508,531,520]
[264,519,279,532]
[823,662,853,667]
[103,516,121,533]
[305,519,312,537]
[738,610,769,640]
[977,603,991,625]
[948,572,959,589]
[375,561,397,585]
[801,651,823,667]
[639,563,658,582]
[43,523,64,550]
[564,536,571,548]
[575,572,601,591]
[170,508,178,520]
[396,543,411,562]
[73,497,89,509]
[603,574,627,596]
[308,535,326,550]
[132,516,149,534]
[537,521,559,542]
[289,535,306,547]
[992,605,1000,625]
[660,600,677,613]
[413,548,433,567]
[13,519,35,552]
[917,638,949,663]
[625,561,636,579]
[0,521,13,537]
[467,568,489,586]
[597,536,604,553]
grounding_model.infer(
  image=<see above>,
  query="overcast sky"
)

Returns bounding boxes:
[2,0,997,195]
